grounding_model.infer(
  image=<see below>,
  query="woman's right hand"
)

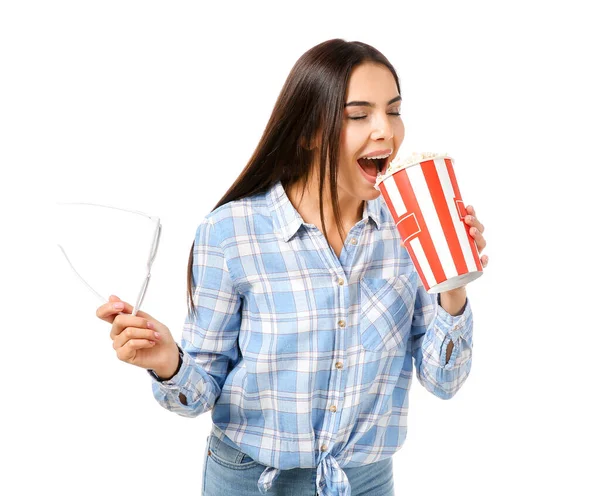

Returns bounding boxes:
[96,295,181,379]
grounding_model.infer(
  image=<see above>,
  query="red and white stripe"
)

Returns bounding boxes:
[379,157,483,293]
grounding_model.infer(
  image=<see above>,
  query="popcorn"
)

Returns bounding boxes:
[375,151,449,189]
[388,151,449,171]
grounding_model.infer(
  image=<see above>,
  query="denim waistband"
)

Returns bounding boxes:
[208,424,352,495]
[210,423,247,452]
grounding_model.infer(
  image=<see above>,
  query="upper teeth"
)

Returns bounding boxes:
[361,152,391,160]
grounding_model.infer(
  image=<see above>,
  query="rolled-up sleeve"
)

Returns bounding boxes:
[148,216,243,417]
[410,278,474,400]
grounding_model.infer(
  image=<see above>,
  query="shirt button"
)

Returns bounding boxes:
[350,238,357,245]
[335,361,343,369]
[321,444,328,452]
[337,277,344,286]
[329,405,337,413]
[338,320,346,328]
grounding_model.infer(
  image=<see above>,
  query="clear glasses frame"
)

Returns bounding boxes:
[56,202,162,316]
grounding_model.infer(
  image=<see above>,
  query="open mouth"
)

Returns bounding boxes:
[357,156,389,177]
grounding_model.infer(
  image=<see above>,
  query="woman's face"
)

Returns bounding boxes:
[337,62,405,202]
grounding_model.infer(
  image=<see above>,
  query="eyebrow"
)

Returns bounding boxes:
[344,95,402,108]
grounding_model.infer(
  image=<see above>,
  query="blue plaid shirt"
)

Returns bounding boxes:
[148,180,474,496]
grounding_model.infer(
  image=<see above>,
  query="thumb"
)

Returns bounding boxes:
[108,295,148,317]
[109,296,154,320]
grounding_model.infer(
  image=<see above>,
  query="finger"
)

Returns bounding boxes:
[108,297,153,320]
[116,338,156,362]
[96,295,129,323]
[469,227,487,251]
[113,326,159,350]
[481,255,489,268]
[467,206,483,232]
[110,314,151,341]
[464,215,484,234]
[97,300,152,327]
[96,304,125,322]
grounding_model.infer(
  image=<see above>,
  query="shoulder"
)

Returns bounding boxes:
[198,190,273,245]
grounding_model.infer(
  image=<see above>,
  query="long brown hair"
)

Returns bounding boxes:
[186,38,401,318]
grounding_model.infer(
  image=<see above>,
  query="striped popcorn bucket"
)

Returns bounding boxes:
[376,156,483,293]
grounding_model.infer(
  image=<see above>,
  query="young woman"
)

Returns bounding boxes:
[96,39,488,496]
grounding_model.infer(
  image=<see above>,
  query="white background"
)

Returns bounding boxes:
[2,0,599,494]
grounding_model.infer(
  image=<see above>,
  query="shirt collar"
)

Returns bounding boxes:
[267,180,382,243]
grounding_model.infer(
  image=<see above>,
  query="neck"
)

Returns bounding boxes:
[285,174,364,234]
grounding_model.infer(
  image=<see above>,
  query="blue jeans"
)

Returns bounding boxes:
[202,432,395,496]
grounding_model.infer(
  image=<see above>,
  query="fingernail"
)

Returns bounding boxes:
[113,302,124,310]
[154,332,161,339]
[147,321,154,329]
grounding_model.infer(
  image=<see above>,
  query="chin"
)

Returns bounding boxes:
[351,182,381,201]
[363,186,381,201]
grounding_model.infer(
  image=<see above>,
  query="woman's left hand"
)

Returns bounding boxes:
[464,205,488,268]
[440,204,487,303]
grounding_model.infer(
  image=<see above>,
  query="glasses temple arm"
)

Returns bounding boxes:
[56,201,154,220]
[57,244,107,303]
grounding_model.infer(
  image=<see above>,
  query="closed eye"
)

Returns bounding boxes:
[349,112,401,120]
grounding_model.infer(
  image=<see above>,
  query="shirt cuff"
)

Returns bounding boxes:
[436,294,473,369]
[146,344,187,390]
[437,294,471,334]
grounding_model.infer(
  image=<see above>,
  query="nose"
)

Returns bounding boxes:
[370,112,394,141]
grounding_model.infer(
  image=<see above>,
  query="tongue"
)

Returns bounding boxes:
[358,158,377,176]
